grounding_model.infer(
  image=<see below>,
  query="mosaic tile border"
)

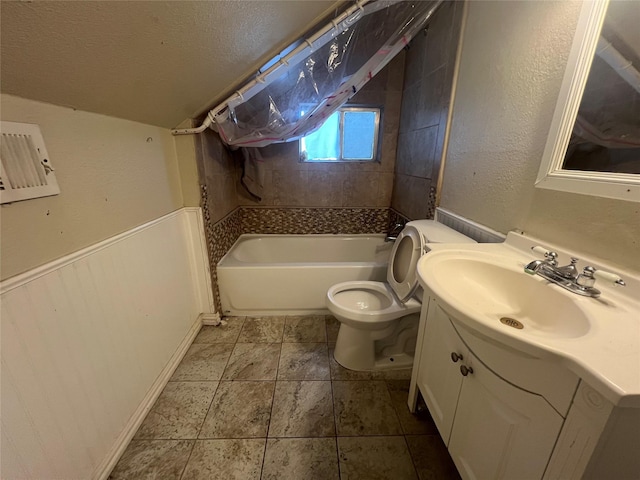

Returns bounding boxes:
[240,207,390,235]
[427,186,437,220]
[201,186,243,312]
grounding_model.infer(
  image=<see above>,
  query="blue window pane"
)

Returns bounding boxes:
[343,111,376,160]
[300,112,340,161]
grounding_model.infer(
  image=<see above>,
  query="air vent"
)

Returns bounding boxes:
[0,121,60,204]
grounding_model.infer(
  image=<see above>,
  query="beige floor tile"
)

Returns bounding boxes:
[333,381,402,436]
[387,380,438,435]
[181,439,265,480]
[193,317,245,344]
[123,315,462,478]
[222,343,281,380]
[261,438,339,480]
[325,315,341,345]
[237,316,285,343]
[109,440,193,479]
[170,343,234,381]
[380,368,414,380]
[269,381,335,437]
[406,435,461,480]
[329,348,384,381]
[199,381,274,439]
[283,315,327,342]
[134,382,217,439]
[328,347,411,380]
[338,436,418,480]
[278,343,330,380]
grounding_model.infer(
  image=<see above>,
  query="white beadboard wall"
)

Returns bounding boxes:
[1,207,214,480]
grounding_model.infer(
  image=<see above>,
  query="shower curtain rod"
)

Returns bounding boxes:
[171,0,395,136]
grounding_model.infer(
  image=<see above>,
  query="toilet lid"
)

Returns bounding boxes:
[386,225,425,302]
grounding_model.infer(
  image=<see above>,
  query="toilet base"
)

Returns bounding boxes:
[333,314,420,371]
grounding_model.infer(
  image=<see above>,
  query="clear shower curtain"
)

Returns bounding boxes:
[213,0,442,148]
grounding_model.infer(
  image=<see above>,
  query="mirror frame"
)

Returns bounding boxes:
[536,0,640,203]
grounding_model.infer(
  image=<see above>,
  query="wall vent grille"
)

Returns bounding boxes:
[0,121,60,204]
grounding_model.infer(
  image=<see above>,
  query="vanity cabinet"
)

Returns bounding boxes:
[448,349,562,480]
[413,299,566,480]
[410,294,640,480]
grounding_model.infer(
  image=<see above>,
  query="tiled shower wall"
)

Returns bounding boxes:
[391,1,463,220]
[235,54,405,209]
[196,56,406,311]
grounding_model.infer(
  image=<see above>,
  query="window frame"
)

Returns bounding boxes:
[299,105,383,163]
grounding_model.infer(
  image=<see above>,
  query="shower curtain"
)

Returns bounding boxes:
[212,0,442,148]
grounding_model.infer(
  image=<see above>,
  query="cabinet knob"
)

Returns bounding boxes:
[451,352,463,363]
[460,365,474,376]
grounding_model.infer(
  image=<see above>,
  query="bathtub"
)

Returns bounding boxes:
[217,234,392,316]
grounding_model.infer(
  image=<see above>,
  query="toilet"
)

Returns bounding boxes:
[326,220,476,371]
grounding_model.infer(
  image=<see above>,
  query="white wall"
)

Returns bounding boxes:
[441,1,640,272]
[1,94,184,280]
[0,96,215,478]
[1,208,213,480]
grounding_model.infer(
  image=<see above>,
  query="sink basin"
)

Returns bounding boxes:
[415,235,640,408]
[421,254,591,339]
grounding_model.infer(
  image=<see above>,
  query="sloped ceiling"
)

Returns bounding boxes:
[1,0,341,128]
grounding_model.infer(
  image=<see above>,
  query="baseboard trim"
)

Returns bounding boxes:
[201,312,223,325]
[93,316,203,480]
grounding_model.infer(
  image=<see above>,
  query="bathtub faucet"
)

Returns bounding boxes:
[385,222,405,242]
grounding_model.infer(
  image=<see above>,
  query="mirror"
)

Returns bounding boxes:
[536,0,640,202]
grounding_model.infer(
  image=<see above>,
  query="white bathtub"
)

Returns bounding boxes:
[217,234,392,316]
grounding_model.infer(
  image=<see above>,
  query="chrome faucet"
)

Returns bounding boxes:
[524,246,625,298]
[385,222,405,242]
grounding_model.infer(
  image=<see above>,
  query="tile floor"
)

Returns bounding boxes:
[110,315,460,480]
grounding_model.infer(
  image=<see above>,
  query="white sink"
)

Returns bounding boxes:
[424,256,591,339]
[416,234,640,407]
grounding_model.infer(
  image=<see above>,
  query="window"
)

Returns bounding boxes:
[300,106,381,162]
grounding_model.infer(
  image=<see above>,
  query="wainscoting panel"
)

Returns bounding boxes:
[1,208,213,479]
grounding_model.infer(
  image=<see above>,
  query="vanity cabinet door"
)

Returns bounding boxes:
[448,351,563,480]
[417,301,466,444]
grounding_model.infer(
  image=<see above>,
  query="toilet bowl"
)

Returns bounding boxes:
[327,220,476,371]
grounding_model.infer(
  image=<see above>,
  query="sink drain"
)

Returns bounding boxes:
[500,317,524,329]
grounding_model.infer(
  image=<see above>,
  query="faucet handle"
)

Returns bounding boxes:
[531,246,558,266]
[593,269,626,287]
[577,266,626,288]
[576,266,596,288]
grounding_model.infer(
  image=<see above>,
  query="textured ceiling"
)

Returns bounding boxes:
[1,1,341,128]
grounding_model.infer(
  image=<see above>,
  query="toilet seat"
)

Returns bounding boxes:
[327,280,421,330]
[327,220,477,372]
[387,226,426,302]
